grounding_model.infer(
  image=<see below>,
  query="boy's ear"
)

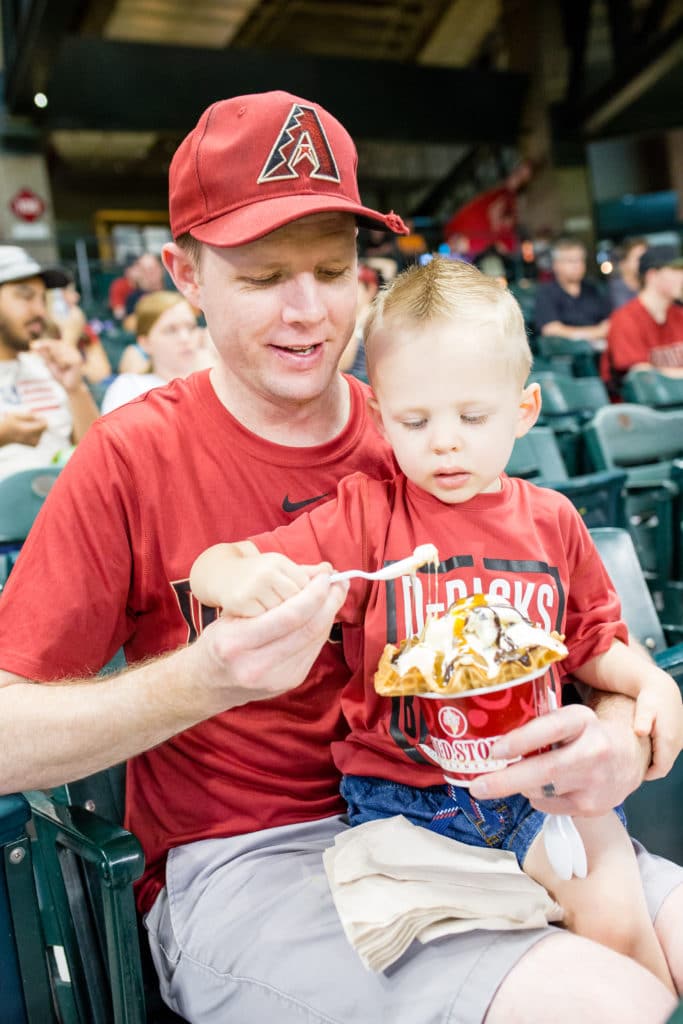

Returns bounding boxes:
[515,382,542,439]
[367,393,387,439]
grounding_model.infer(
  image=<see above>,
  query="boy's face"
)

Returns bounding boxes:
[368,320,540,504]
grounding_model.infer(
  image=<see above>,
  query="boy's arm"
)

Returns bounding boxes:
[190,541,333,617]
[573,639,683,779]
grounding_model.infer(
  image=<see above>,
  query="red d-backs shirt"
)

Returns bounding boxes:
[0,371,395,913]
[251,472,627,785]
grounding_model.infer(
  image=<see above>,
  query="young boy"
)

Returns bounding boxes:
[190,257,682,989]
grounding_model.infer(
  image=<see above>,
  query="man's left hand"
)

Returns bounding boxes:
[468,702,648,815]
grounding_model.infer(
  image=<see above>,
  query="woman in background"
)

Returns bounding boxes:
[101,291,199,414]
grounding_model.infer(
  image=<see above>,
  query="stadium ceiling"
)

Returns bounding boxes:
[0,0,681,206]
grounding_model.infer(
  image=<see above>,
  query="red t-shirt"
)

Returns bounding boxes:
[252,473,627,785]
[602,297,683,387]
[0,370,395,913]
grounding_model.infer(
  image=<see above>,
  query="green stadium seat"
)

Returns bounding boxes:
[622,368,683,410]
[535,335,600,377]
[590,527,683,864]
[583,405,683,588]
[506,427,627,530]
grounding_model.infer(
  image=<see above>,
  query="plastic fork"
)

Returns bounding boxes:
[542,687,588,880]
[329,544,439,583]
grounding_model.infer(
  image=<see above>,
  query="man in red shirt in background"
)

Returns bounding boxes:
[603,244,683,397]
[443,161,532,259]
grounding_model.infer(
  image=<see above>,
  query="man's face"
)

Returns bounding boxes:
[0,276,47,357]
[174,213,358,415]
[552,246,586,287]
[137,254,164,292]
[652,266,683,303]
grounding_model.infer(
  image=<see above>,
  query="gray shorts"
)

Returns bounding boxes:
[144,815,683,1024]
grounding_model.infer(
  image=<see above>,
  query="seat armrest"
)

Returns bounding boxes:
[26,790,144,889]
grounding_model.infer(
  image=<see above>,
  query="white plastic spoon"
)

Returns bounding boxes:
[542,688,588,880]
[329,543,439,583]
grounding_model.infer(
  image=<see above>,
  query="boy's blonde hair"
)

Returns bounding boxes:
[364,257,531,386]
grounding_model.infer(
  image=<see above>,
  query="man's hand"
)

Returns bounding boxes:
[31,339,85,394]
[468,700,648,815]
[0,409,48,447]
[190,571,350,712]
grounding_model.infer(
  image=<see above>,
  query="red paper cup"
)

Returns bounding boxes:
[415,669,552,786]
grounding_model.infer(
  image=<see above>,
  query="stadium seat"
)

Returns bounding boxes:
[0,467,62,590]
[583,405,683,588]
[590,527,683,864]
[532,373,610,474]
[506,426,627,530]
[535,335,599,377]
[622,368,683,410]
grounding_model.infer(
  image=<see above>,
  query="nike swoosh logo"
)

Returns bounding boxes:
[282,492,330,513]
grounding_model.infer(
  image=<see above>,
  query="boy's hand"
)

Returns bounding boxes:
[634,673,683,780]
[216,552,333,618]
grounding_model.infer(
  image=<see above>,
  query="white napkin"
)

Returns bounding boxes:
[323,815,563,973]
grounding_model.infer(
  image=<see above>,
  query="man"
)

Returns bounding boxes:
[0,246,99,479]
[0,92,680,1024]
[534,237,611,345]
[602,244,683,396]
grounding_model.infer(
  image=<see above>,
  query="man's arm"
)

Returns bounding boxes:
[541,319,610,341]
[30,339,99,442]
[0,572,348,794]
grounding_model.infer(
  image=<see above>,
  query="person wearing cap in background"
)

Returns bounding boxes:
[0,93,681,1024]
[0,245,100,479]
[602,244,683,398]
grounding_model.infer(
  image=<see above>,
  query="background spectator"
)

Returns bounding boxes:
[0,246,99,478]
[443,160,532,259]
[339,263,381,383]
[108,255,139,322]
[602,244,683,396]
[101,291,199,414]
[609,237,648,310]
[47,277,112,383]
[122,253,166,330]
[534,237,611,346]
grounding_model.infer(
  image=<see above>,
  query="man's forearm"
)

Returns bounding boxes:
[0,645,213,793]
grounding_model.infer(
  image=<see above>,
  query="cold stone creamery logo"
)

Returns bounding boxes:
[420,701,512,778]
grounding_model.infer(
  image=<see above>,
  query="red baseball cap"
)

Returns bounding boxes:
[169,91,409,246]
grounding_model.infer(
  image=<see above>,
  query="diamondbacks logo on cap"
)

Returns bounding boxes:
[258,104,341,184]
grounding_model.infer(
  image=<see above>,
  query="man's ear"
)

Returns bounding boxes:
[162,243,201,308]
[515,382,542,439]
[367,393,388,439]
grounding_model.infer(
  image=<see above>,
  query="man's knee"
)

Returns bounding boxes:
[486,932,677,1024]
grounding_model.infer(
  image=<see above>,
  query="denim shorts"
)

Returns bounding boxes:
[341,774,627,869]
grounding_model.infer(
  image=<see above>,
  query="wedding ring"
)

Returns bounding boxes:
[542,782,558,799]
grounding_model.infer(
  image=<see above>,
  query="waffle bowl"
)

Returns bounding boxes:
[374,594,568,785]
